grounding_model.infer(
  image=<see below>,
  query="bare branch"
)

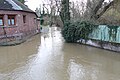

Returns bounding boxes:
[94,0,105,14]
[97,1,114,19]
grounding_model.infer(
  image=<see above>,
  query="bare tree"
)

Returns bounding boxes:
[69,0,118,24]
[39,0,118,26]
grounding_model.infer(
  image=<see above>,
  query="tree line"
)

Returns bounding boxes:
[35,0,119,26]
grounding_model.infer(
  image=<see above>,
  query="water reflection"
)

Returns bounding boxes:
[63,43,120,80]
[0,34,41,80]
[0,27,120,80]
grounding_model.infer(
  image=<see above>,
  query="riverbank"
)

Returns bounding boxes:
[0,30,40,46]
[78,39,120,53]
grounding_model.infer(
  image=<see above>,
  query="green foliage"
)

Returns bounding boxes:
[62,22,76,42]
[62,21,97,43]
[40,18,44,25]
[18,0,25,4]
[107,25,119,41]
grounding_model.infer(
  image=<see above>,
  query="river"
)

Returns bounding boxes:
[0,27,120,80]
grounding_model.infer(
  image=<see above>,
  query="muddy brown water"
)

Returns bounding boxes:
[0,27,120,80]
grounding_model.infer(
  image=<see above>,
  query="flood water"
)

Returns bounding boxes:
[0,27,120,80]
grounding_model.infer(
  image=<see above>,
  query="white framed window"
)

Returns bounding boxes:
[0,15,4,26]
[8,15,16,26]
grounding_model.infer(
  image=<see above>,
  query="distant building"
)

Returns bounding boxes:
[0,0,40,45]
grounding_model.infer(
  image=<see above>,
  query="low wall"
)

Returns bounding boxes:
[0,29,40,46]
[78,39,120,52]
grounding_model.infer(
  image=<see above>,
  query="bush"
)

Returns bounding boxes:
[62,22,76,42]
[62,21,97,43]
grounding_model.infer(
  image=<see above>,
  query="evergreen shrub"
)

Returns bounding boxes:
[62,21,97,43]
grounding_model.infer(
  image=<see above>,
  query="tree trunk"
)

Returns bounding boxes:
[91,0,115,20]
[97,1,114,19]
[60,0,70,25]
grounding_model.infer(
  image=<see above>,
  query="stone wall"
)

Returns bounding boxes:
[78,39,120,52]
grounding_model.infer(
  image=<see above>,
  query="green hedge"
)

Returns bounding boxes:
[62,21,97,43]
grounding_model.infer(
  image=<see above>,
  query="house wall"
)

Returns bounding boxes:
[0,10,39,39]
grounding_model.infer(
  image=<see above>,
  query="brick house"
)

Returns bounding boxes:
[0,0,40,45]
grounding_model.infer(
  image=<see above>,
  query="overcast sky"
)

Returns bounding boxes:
[25,0,110,11]
[25,0,42,11]
[25,0,80,11]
